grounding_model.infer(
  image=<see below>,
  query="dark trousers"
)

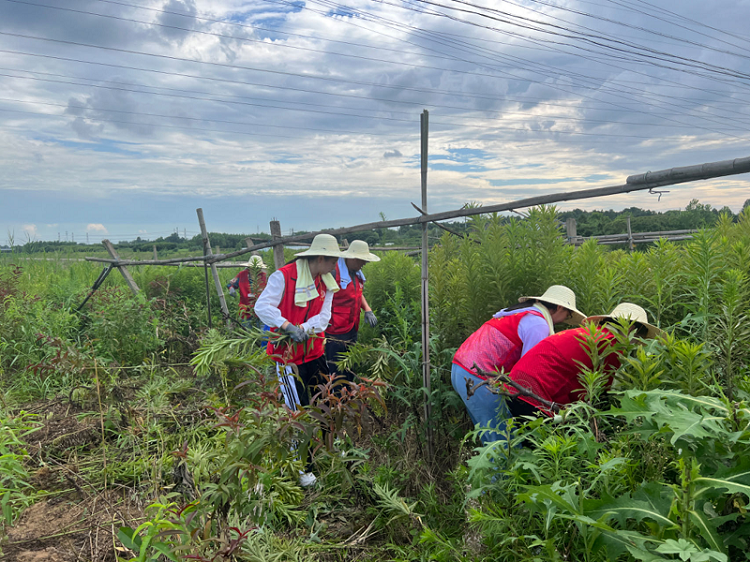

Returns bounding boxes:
[325,328,359,384]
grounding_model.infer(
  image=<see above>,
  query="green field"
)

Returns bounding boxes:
[1,206,750,562]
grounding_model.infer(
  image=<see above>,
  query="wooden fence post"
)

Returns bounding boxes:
[420,109,434,461]
[626,217,634,251]
[197,208,232,329]
[270,220,285,269]
[566,218,577,245]
[102,239,140,295]
[153,245,157,260]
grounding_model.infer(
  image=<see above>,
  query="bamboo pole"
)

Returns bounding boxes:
[197,208,231,329]
[102,240,139,294]
[84,155,750,268]
[420,109,434,461]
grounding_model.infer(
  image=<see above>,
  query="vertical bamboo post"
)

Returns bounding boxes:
[153,245,157,260]
[245,237,253,250]
[197,208,232,329]
[420,109,433,461]
[565,218,577,245]
[270,220,285,269]
[102,239,140,295]
[626,216,634,251]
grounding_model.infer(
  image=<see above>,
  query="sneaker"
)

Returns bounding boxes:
[298,471,317,488]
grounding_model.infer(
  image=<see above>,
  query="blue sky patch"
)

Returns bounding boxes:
[35,136,142,156]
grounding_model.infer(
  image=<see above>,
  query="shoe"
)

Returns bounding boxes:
[299,471,317,488]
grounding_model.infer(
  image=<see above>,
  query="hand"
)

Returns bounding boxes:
[228,286,237,297]
[284,324,309,343]
[364,311,378,328]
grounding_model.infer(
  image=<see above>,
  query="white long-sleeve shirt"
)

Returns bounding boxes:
[253,270,334,333]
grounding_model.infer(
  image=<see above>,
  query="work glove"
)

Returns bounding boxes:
[228,286,237,297]
[284,324,309,343]
[364,311,378,328]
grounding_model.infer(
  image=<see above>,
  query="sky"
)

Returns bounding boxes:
[1,0,750,244]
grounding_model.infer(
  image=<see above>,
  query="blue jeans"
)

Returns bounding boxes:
[451,364,511,445]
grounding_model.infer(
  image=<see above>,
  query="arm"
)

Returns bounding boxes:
[301,290,334,333]
[361,294,372,312]
[517,315,552,356]
[253,271,288,328]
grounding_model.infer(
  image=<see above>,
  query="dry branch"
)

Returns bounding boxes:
[467,364,560,414]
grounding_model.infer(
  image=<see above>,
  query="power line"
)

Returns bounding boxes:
[0,95,404,135]
[8,0,750,129]
[6,67,748,132]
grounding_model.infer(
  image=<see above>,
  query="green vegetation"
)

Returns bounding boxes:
[1,205,749,561]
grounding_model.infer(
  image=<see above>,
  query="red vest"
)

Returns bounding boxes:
[328,262,363,335]
[507,327,621,414]
[237,269,267,319]
[266,263,327,365]
[453,309,545,379]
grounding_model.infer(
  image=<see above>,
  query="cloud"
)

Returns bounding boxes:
[87,224,108,234]
[22,224,38,239]
[138,229,148,234]
[1,0,749,239]
[156,0,198,42]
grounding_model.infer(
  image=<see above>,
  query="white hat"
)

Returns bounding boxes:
[585,303,664,339]
[519,285,585,325]
[341,240,381,262]
[245,255,267,269]
[294,234,345,258]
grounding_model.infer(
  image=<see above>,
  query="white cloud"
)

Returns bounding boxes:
[87,223,108,234]
[22,224,37,239]
[138,229,148,234]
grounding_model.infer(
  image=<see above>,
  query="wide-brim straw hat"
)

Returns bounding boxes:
[294,233,346,258]
[245,255,267,269]
[518,285,585,325]
[585,303,664,339]
[341,240,381,262]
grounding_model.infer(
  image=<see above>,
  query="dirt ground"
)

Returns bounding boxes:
[3,399,145,562]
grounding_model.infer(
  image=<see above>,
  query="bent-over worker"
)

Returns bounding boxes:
[451,285,585,444]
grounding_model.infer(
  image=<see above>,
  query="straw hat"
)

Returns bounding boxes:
[245,255,267,269]
[294,234,345,258]
[341,240,381,262]
[518,285,585,325]
[585,303,664,339]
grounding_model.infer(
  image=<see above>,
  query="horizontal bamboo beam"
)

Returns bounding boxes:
[83,154,750,267]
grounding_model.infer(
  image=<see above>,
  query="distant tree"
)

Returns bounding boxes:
[743,198,750,210]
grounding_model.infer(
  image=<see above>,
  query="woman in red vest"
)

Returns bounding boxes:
[254,234,345,487]
[226,255,268,328]
[451,285,584,444]
[325,240,380,383]
[505,303,663,419]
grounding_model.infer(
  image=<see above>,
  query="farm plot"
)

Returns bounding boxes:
[1,206,750,561]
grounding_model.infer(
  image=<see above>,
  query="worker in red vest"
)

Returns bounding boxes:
[325,240,380,383]
[254,233,345,487]
[504,303,663,420]
[451,285,585,444]
[227,255,268,328]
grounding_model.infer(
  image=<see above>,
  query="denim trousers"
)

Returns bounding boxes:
[451,363,511,445]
